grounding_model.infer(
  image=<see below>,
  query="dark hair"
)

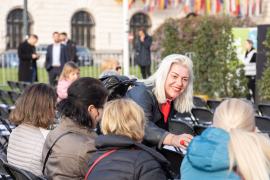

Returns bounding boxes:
[60,32,67,36]
[30,34,38,40]
[53,32,59,36]
[10,83,57,128]
[57,77,109,128]
[139,27,146,33]
[246,39,253,46]
[185,13,197,18]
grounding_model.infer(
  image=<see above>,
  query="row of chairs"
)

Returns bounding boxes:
[7,81,30,93]
[170,119,207,136]
[0,90,21,106]
[194,96,270,117]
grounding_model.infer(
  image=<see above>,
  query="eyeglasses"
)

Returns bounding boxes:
[116,66,121,71]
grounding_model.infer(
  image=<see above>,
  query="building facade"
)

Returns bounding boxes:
[0,0,269,52]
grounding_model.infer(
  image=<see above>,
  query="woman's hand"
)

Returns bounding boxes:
[171,134,194,150]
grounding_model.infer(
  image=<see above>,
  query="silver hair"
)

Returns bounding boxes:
[144,54,194,113]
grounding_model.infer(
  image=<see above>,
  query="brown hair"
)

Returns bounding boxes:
[246,40,253,46]
[10,83,57,128]
[60,62,79,81]
[53,32,59,36]
[60,32,67,36]
[101,58,119,72]
[30,34,38,40]
[139,27,146,33]
[101,99,146,142]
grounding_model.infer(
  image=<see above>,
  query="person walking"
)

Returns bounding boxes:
[135,27,152,79]
[18,35,40,83]
[60,32,78,63]
[46,32,70,86]
[243,40,257,102]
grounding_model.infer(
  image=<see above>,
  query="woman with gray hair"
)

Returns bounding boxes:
[125,54,194,150]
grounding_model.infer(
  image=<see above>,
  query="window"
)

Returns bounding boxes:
[6,9,32,49]
[130,13,151,50]
[71,11,95,50]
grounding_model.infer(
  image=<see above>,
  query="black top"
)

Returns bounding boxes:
[86,135,170,180]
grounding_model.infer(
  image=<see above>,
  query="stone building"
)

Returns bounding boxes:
[0,0,269,52]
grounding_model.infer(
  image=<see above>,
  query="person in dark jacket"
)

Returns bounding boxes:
[85,99,170,180]
[124,54,194,150]
[18,35,40,83]
[60,32,78,63]
[46,32,70,86]
[135,27,152,79]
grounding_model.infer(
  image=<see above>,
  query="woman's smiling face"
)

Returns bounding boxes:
[164,63,189,99]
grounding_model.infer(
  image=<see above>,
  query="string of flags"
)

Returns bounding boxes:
[115,0,263,16]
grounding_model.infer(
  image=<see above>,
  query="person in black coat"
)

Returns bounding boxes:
[18,35,40,83]
[124,54,194,150]
[60,32,78,63]
[135,27,152,79]
[45,32,70,86]
[85,99,170,180]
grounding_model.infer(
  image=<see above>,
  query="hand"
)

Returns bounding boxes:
[32,54,38,59]
[171,134,194,150]
[140,35,145,42]
[36,55,40,59]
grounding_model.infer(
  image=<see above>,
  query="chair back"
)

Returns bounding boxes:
[0,154,9,176]
[174,112,194,124]
[191,107,213,125]
[8,91,21,104]
[17,82,31,93]
[7,81,19,91]
[206,99,221,111]
[0,106,10,121]
[0,90,11,105]
[169,119,195,136]
[255,115,270,134]
[193,125,207,135]
[3,163,38,180]
[258,104,270,117]
[158,148,184,179]
[193,96,208,108]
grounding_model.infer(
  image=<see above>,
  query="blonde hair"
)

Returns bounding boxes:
[144,54,194,113]
[213,99,270,180]
[101,58,119,72]
[59,62,79,81]
[101,99,146,142]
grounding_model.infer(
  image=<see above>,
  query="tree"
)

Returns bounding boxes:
[258,28,270,101]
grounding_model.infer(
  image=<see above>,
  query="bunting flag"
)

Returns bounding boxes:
[165,0,169,8]
[206,0,210,14]
[174,0,179,8]
[159,0,166,9]
[149,0,155,11]
[216,0,221,13]
[139,0,144,7]
[231,0,236,12]
[234,0,239,15]
[129,0,133,8]
[195,0,202,13]
[184,0,190,13]
[143,0,151,11]
[248,0,252,16]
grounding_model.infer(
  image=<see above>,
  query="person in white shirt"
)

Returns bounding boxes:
[45,32,70,86]
[242,40,256,101]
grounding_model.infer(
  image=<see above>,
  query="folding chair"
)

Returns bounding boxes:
[0,154,10,180]
[174,112,194,124]
[158,148,184,179]
[193,96,208,108]
[3,163,40,180]
[17,82,30,93]
[7,81,19,91]
[0,90,12,105]
[193,125,208,136]
[258,104,270,117]
[169,119,195,136]
[7,91,21,104]
[207,99,221,111]
[242,99,259,114]
[255,115,270,136]
[191,107,213,125]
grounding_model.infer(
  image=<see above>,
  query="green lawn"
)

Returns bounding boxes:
[0,65,158,89]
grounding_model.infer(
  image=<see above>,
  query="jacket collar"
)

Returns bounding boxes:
[95,134,170,166]
[58,116,96,137]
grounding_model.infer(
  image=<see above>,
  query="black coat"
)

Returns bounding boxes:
[86,135,170,180]
[18,40,38,82]
[135,33,152,66]
[45,44,70,71]
[66,39,78,62]
[124,83,177,149]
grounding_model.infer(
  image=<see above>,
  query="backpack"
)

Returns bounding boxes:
[99,75,137,101]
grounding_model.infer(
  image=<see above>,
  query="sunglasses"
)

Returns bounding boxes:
[116,66,121,71]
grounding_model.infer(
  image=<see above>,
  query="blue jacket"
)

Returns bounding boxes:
[181,127,241,180]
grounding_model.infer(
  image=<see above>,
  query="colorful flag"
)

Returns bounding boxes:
[174,0,179,8]
[195,0,201,13]
[143,0,151,11]
[159,0,166,9]
[165,0,169,8]
[149,0,155,11]
[206,0,210,14]
[216,0,220,13]
[231,0,236,12]
[139,0,144,7]
[129,0,133,8]
[234,0,239,15]
[184,0,190,13]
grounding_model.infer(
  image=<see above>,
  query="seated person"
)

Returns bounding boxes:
[7,83,57,176]
[99,58,121,78]
[181,99,270,180]
[42,77,109,180]
[85,99,170,180]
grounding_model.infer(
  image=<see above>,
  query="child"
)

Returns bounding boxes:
[57,61,79,102]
